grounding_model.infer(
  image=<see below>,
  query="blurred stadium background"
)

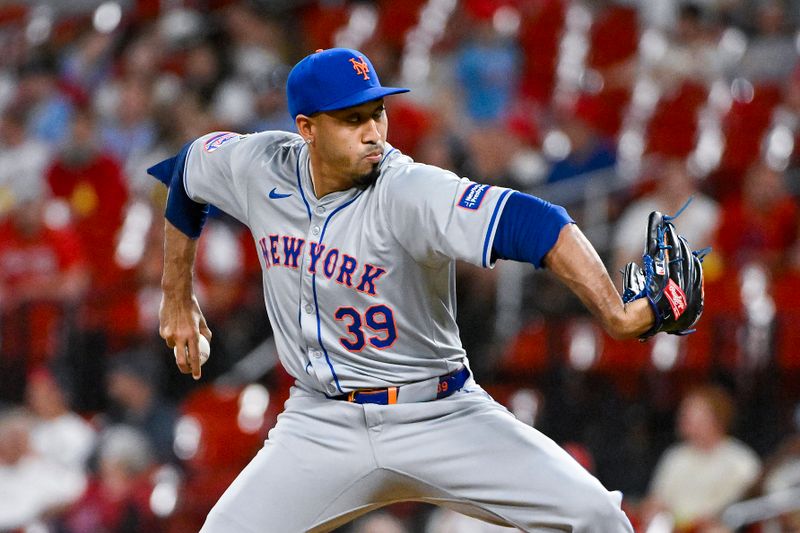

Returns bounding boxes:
[0,0,799,531]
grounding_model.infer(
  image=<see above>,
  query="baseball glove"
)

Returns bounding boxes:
[621,204,709,339]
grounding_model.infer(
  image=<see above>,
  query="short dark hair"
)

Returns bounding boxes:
[17,53,57,78]
[679,2,704,22]
[685,384,735,432]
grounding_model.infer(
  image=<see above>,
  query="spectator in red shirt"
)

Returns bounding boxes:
[46,107,138,350]
[714,161,799,274]
[0,199,89,403]
[59,425,161,533]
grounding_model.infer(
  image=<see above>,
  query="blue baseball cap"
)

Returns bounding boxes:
[287,48,410,119]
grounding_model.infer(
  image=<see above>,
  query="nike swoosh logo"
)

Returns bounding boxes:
[269,187,292,199]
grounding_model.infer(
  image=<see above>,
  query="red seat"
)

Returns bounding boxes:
[561,312,715,395]
[587,5,638,70]
[775,310,800,370]
[179,384,277,470]
[0,4,26,26]
[646,82,708,157]
[772,271,800,313]
[384,98,432,157]
[682,318,713,373]
[500,318,551,378]
[598,329,651,398]
[772,272,800,370]
[702,274,743,316]
[518,0,567,104]
[169,383,280,531]
[694,275,745,371]
[583,6,639,136]
[299,3,351,51]
[597,331,650,372]
[720,83,783,175]
[560,319,649,397]
[377,0,428,48]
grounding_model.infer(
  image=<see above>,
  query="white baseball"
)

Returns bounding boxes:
[174,335,211,366]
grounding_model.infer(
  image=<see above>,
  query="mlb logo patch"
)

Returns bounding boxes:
[204,132,241,152]
[458,183,491,210]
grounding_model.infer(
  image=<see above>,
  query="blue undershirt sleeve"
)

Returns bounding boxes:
[491,191,574,268]
[147,141,209,239]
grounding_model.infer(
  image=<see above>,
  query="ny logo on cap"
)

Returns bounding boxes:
[349,57,370,80]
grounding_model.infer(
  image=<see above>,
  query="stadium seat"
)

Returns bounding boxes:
[518,0,566,104]
[772,272,800,370]
[170,384,279,530]
[646,81,708,158]
[500,318,551,378]
[720,83,783,176]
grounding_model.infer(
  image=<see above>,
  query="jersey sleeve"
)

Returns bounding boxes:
[182,131,298,226]
[382,163,512,268]
[181,132,252,224]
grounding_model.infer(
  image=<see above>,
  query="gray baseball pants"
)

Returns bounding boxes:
[200,384,634,532]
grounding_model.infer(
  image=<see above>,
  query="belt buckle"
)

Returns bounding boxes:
[347,386,398,405]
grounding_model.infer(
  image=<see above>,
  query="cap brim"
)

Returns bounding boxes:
[315,86,410,114]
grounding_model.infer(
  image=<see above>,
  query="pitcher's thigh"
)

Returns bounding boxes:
[200,441,314,533]
[201,399,378,533]
[384,394,634,532]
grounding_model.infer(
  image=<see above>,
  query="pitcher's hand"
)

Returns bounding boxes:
[159,293,212,380]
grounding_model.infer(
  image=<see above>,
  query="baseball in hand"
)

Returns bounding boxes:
[174,335,211,366]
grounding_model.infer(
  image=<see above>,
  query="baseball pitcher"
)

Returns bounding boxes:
[149,48,705,532]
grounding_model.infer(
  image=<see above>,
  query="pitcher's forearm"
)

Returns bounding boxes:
[544,224,653,339]
[162,220,199,297]
[159,219,210,379]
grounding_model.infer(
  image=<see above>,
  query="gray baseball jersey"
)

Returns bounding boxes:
[185,130,511,395]
[183,130,633,532]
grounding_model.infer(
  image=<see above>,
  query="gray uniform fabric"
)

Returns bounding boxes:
[183,130,633,532]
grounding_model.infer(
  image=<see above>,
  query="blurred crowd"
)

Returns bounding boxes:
[1,0,800,531]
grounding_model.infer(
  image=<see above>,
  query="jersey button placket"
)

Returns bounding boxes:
[304,203,339,396]
[297,201,323,391]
